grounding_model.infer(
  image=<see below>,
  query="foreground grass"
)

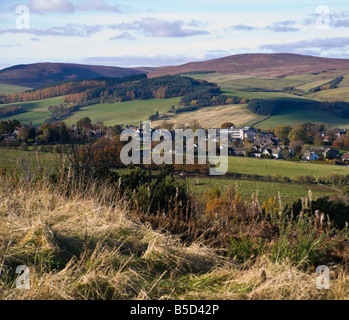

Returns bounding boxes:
[0,176,348,300]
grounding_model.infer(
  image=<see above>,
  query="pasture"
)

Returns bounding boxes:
[65,97,181,126]
[227,156,349,178]
[0,83,31,94]
[0,96,65,125]
[254,107,349,129]
[187,177,338,204]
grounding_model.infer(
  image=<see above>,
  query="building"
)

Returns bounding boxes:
[309,147,340,159]
[342,153,349,161]
[229,126,258,141]
[303,152,319,161]
[263,148,282,159]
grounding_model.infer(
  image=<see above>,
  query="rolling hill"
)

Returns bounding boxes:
[143,53,349,78]
[0,63,145,88]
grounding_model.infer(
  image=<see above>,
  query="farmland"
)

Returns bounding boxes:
[227,156,349,178]
[65,97,181,126]
[0,96,65,125]
[0,83,31,94]
[153,104,265,128]
[254,107,349,129]
[187,177,338,204]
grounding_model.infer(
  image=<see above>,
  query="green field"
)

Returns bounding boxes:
[0,148,57,173]
[308,87,349,102]
[65,97,181,126]
[0,96,65,125]
[0,83,32,94]
[188,73,311,90]
[0,96,181,126]
[222,88,309,100]
[254,107,349,129]
[187,177,338,204]
[227,156,349,178]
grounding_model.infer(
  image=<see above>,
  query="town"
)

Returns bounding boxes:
[2,117,349,164]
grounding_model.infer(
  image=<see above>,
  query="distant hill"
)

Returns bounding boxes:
[142,53,349,78]
[0,63,145,88]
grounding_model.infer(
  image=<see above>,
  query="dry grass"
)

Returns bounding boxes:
[153,104,263,129]
[0,175,348,300]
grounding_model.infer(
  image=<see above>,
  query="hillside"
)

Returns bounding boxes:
[144,53,349,78]
[0,63,145,88]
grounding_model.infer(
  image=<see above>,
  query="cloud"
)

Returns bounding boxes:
[84,54,203,67]
[228,24,257,31]
[28,0,75,13]
[28,0,122,14]
[265,20,299,32]
[75,0,121,13]
[260,37,349,53]
[0,24,103,37]
[109,32,135,40]
[333,19,349,28]
[111,18,209,38]
[227,20,298,32]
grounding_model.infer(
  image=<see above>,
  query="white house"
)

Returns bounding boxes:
[303,152,319,161]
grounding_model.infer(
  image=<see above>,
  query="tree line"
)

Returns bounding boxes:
[248,98,349,118]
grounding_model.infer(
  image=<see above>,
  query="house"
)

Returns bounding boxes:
[342,153,349,161]
[263,148,282,159]
[303,152,319,161]
[271,148,282,159]
[230,146,248,156]
[309,147,339,159]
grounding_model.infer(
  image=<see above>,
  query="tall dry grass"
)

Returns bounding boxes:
[0,172,348,300]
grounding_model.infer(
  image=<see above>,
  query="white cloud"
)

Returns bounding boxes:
[76,0,121,13]
[29,0,75,13]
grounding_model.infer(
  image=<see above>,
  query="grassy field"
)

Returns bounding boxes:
[153,104,264,128]
[187,177,338,204]
[227,156,349,178]
[0,148,58,173]
[65,97,181,126]
[254,107,349,129]
[222,88,309,100]
[188,73,311,90]
[0,96,65,125]
[295,78,334,92]
[0,83,31,94]
[308,87,349,102]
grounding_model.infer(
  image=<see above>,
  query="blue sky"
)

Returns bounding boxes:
[0,0,349,69]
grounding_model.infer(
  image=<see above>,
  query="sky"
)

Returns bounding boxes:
[0,0,349,69]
